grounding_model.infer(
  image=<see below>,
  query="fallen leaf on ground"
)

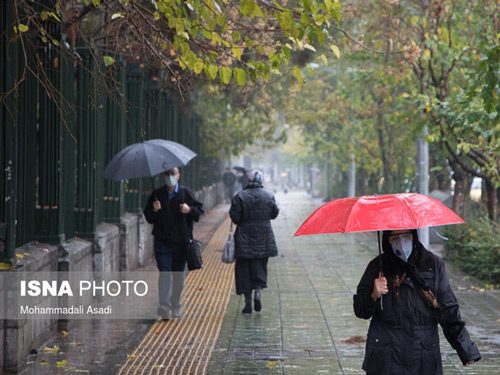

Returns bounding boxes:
[56,359,67,368]
[266,360,278,369]
[43,345,60,354]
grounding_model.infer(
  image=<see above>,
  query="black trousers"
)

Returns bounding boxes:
[235,258,268,295]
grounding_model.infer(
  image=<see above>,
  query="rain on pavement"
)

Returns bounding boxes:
[207,189,500,375]
[20,189,500,374]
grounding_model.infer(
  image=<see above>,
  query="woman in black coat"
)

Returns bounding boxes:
[229,169,279,314]
[353,229,480,374]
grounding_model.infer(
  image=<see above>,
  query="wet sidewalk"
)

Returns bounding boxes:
[19,204,230,375]
[207,190,500,374]
[19,190,500,374]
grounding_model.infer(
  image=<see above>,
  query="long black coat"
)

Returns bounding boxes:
[143,185,203,243]
[353,231,480,375]
[229,185,279,259]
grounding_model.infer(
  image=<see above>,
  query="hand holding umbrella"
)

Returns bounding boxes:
[295,193,464,309]
[371,272,388,301]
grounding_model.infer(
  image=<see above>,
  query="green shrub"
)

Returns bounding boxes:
[444,215,500,285]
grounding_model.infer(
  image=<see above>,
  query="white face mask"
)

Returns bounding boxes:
[389,234,413,262]
[166,175,177,187]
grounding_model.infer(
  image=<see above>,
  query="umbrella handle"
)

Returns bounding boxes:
[377,231,384,311]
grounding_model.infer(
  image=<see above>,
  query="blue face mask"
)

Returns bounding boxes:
[389,234,413,262]
[166,175,177,187]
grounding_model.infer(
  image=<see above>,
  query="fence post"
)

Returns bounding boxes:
[0,0,18,262]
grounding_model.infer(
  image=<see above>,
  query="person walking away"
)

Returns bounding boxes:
[229,169,279,314]
[143,167,204,320]
[353,229,480,374]
[222,167,236,203]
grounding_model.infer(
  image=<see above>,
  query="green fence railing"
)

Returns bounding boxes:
[0,1,221,262]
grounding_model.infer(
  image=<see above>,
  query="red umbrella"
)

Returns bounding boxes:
[295,193,463,236]
[295,193,464,310]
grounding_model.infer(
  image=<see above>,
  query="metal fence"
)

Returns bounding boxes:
[0,2,220,262]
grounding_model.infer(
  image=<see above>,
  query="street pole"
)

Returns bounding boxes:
[417,125,429,248]
[348,153,356,197]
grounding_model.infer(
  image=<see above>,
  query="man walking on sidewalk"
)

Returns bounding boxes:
[143,167,204,320]
[230,169,279,314]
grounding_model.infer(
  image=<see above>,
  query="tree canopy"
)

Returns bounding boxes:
[12,0,343,93]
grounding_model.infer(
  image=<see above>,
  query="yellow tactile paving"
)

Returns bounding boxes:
[118,218,234,374]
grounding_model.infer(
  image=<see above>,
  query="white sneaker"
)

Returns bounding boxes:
[157,306,171,320]
[171,306,182,318]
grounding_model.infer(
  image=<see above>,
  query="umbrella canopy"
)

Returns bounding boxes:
[295,193,464,236]
[103,139,197,181]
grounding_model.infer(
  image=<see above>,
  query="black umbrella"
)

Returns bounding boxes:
[103,139,197,186]
[232,166,247,173]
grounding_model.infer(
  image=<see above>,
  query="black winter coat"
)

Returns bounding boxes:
[353,231,480,374]
[143,185,203,244]
[229,185,279,259]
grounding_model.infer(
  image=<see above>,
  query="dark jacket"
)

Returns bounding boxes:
[353,231,480,374]
[143,185,203,244]
[229,185,279,259]
[222,171,236,187]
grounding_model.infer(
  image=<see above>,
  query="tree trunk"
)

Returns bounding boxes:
[484,178,497,221]
[450,161,472,217]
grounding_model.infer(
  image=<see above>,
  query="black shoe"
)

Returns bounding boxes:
[242,303,252,314]
[242,292,252,314]
[254,289,262,312]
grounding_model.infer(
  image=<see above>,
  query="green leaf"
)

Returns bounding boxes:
[103,55,116,66]
[49,12,61,22]
[194,60,204,75]
[204,64,219,80]
[231,31,241,42]
[232,47,243,61]
[234,68,246,86]
[220,66,232,84]
[293,66,304,85]
[18,23,29,33]
[281,46,291,62]
[240,0,256,17]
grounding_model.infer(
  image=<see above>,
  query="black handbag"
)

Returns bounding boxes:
[180,188,203,270]
[186,239,203,270]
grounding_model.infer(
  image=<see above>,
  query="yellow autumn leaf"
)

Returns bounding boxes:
[56,359,67,368]
[330,44,340,58]
[15,253,25,260]
[18,23,29,33]
[43,345,60,354]
[266,360,278,369]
